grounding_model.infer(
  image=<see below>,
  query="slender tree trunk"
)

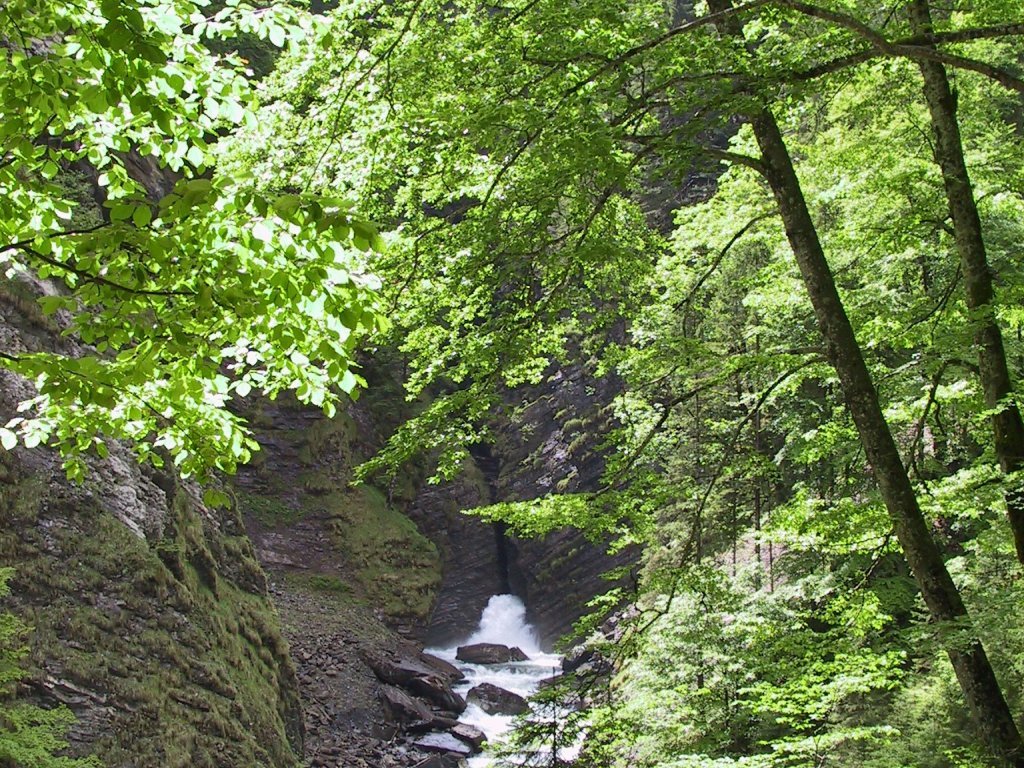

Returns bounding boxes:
[908,0,1024,569]
[753,106,1024,768]
[703,3,1024,762]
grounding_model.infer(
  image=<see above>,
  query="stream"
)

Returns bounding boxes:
[428,594,563,767]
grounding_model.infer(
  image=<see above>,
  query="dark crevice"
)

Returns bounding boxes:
[469,443,526,600]
[494,521,511,594]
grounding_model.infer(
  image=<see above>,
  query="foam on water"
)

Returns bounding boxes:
[428,594,562,766]
[464,593,542,655]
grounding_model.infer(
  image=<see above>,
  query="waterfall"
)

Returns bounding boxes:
[428,594,562,767]
[465,594,541,655]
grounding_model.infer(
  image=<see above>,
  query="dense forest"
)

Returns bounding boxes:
[2,0,1024,767]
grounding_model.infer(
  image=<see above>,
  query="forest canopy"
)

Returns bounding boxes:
[3,0,1024,766]
[0,0,386,486]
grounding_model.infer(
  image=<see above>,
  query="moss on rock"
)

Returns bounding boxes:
[326,486,442,621]
[0,449,303,768]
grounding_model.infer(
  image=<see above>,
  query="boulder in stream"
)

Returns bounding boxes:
[467,682,530,715]
[420,652,465,682]
[455,642,529,664]
[412,732,474,756]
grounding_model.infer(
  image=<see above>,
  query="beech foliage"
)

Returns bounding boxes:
[239,0,1024,763]
[4,0,1024,764]
[0,0,385,486]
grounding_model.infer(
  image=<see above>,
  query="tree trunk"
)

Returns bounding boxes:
[750,109,1024,767]
[908,0,1024,569]
[703,2,1024,763]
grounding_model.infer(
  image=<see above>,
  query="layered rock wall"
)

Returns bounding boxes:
[0,282,304,767]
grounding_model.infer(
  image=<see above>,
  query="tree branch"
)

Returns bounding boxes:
[675,210,775,313]
[775,0,1024,93]
[15,246,194,298]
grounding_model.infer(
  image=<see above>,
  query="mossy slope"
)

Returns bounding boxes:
[0,448,303,768]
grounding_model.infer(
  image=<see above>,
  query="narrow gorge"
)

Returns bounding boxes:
[4,2,1024,767]
[0,288,626,767]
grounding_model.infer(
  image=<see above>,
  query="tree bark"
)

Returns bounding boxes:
[908,0,1024,569]
[703,2,1024,763]
[750,112,1024,767]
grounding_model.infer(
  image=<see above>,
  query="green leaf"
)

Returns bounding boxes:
[0,428,16,451]
[273,194,302,218]
[186,144,205,167]
[251,222,272,243]
[38,296,64,316]
[110,203,134,222]
[203,488,231,508]
[339,369,358,394]
[133,205,152,228]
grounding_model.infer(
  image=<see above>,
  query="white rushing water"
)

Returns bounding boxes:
[428,594,562,767]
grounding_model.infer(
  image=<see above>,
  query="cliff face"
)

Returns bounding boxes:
[405,462,505,647]
[0,281,303,767]
[490,362,637,646]
[230,349,633,649]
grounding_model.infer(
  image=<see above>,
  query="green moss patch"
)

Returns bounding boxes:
[0,466,302,768]
[323,486,442,621]
[236,488,306,528]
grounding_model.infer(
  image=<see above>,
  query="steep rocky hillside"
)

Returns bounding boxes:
[0,280,304,767]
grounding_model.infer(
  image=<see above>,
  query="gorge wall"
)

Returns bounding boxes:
[234,350,634,649]
[0,279,632,766]
[0,280,304,767]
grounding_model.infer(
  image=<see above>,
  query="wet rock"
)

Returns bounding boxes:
[380,685,434,725]
[365,651,466,712]
[467,683,529,716]
[412,754,465,768]
[561,645,597,673]
[451,723,487,750]
[407,675,467,713]
[412,732,473,756]
[406,471,504,646]
[455,643,528,664]
[420,652,464,683]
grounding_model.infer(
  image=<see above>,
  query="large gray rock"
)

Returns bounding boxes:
[365,650,467,713]
[407,674,467,714]
[451,723,487,750]
[467,683,529,716]
[413,732,473,756]
[421,652,465,682]
[456,643,528,664]
[379,685,434,726]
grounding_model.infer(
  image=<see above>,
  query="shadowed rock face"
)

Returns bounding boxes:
[489,361,638,646]
[394,356,637,648]
[404,467,507,647]
[0,281,304,767]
